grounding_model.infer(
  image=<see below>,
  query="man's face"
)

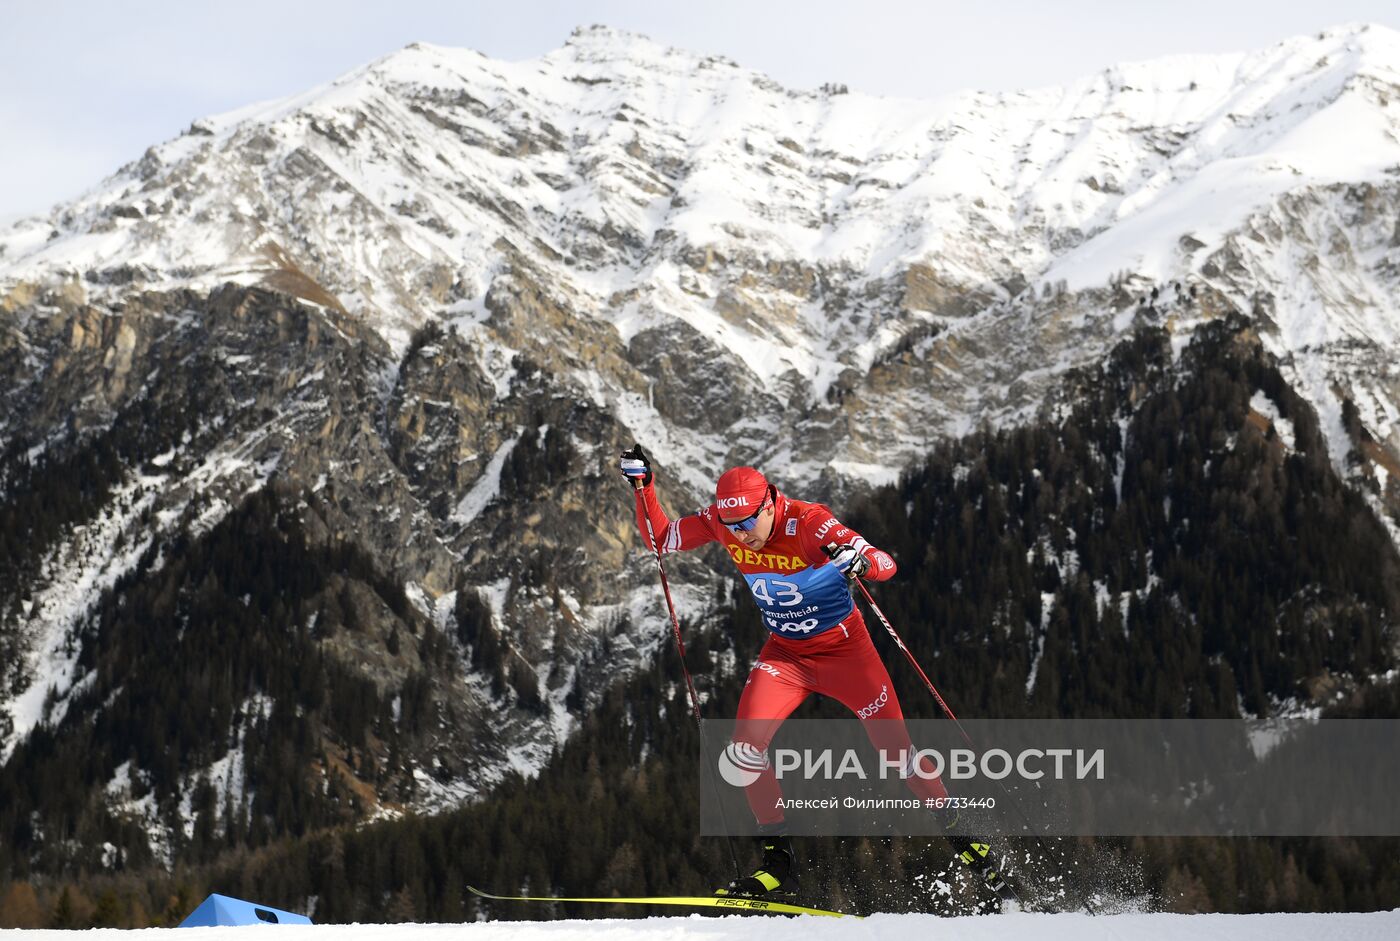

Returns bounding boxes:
[721,497,776,551]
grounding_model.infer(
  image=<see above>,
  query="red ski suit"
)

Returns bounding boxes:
[634,481,948,826]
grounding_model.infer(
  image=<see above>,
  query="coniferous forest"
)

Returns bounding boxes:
[2,317,1399,926]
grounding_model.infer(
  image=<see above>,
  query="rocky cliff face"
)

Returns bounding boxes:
[2,24,1399,864]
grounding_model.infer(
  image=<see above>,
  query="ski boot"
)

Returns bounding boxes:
[954,839,1008,894]
[715,832,799,898]
[951,837,1019,906]
[939,803,1017,905]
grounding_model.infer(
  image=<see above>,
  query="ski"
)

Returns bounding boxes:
[466,884,856,918]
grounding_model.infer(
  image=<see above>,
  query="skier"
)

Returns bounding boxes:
[619,445,1009,901]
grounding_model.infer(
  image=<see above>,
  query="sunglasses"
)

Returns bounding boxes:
[721,495,770,533]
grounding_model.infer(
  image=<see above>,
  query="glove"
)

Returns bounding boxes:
[827,543,870,579]
[619,443,653,487]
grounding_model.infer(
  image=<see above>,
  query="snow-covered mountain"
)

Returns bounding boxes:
[6,24,1400,484]
[2,23,1400,855]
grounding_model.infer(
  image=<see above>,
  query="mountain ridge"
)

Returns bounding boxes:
[2,22,1399,871]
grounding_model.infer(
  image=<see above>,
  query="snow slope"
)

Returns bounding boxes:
[3,24,1399,482]
[6,910,1400,939]
[4,22,1400,834]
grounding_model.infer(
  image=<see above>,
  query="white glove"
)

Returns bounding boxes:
[828,544,870,579]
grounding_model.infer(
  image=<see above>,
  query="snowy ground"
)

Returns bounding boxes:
[6,911,1400,940]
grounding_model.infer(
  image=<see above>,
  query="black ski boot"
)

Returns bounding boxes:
[951,837,1018,905]
[715,832,799,898]
[939,804,1017,905]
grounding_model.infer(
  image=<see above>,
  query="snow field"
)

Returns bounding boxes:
[6,909,1400,940]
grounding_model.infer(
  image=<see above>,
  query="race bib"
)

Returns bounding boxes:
[742,564,854,638]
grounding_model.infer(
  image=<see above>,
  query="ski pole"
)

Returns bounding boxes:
[852,578,975,747]
[633,478,704,723]
[852,578,1100,915]
[631,479,744,881]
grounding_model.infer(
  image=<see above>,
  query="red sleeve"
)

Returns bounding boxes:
[797,506,897,582]
[631,481,718,555]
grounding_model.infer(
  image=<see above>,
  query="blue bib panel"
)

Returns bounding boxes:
[742,563,855,639]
